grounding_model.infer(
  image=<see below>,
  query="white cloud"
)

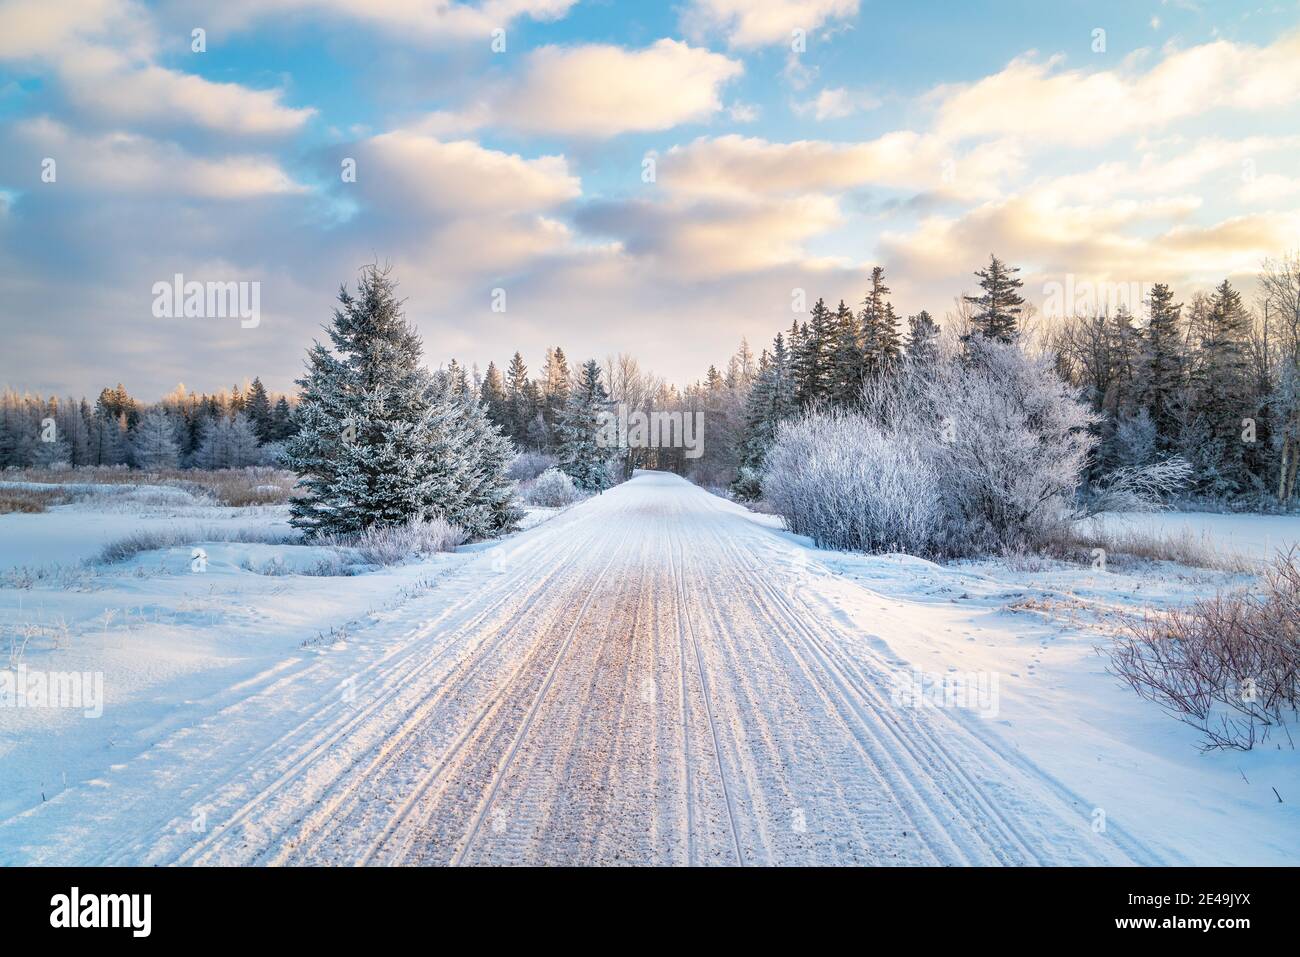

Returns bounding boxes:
[424,40,743,137]
[578,193,844,279]
[0,0,148,60]
[0,0,313,135]
[355,130,579,216]
[658,133,1017,201]
[13,117,305,197]
[793,86,879,120]
[171,0,578,42]
[681,0,859,48]
[57,50,315,134]
[932,33,1300,146]
[1238,173,1300,205]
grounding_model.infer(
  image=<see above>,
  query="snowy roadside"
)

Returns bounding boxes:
[729,497,1300,865]
[0,493,568,821]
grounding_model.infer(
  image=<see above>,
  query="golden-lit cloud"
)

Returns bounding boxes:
[420,40,743,137]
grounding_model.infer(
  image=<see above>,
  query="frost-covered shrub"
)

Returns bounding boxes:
[763,413,946,554]
[506,452,557,482]
[1109,552,1300,750]
[521,467,585,507]
[319,515,468,565]
[766,341,1097,558]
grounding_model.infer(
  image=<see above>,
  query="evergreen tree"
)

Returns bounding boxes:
[271,397,296,441]
[541,346,571,445]
[793,300,833,406]
[95,383,139,430]
[1183,279,1256,492]
[828,299,863,406]
[557,359,612,491]
[196,412,262,468]
[245,378,274,443]
[905,311,941,363]
[733,332,797,497]
[88,410,127,466]
[505,352,531,445]
[964,254,1024,343]
[1135,282,1184,453]
[434,369,521,536]
[285,266,470,535]
[480,361,509,432]
[132,409,181,469]
[860,266,902,377]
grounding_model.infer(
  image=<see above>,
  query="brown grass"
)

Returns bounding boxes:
[1057,523,1258,574]
[3,467,296,507]
[0,486,72,514]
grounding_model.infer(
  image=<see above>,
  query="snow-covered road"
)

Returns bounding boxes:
[1,472,1157,865]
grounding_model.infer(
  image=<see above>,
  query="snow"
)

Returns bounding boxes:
[0,472,1295,864]
[1088,510,1300,564]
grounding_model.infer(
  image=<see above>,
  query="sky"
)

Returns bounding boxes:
[1,0,1299,398]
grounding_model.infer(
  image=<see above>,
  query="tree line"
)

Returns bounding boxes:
[0,379,298,470]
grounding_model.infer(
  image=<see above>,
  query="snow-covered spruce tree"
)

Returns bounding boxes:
[288,268,459,536]
[963,254,1025,344]
[905,311,941,363]
[859,265,902,380]
[557,359,612,492]
[131,408,181,469]
[1182,279,1257,494]
[733,332,797,498]
[431,367,521,537]
[196,412,262,468]
[245,377,275,444]
[286,267,518,539]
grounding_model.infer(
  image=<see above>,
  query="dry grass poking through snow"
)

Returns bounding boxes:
[0,486,73,514]
[3,467,296,507]
[1059,523,1259,574]
[316,516,467,565]
[1109,551,1300,750]
[96,526,299,564]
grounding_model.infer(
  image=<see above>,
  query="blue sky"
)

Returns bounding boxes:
[1,0,1299,397]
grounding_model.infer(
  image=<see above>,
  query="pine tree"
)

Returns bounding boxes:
[733,332,798,497]
[435,369,521,535]
[480,361,509,432]
[246,378,274,443]
[505,352,531,446]
[132,409,181,469]
[1135,283,1184,453]
[860,266,902,378]
[285,266,464,536]
[196,412,262,468]
[1183,279,1256,492]
[89,410,127,466]
[828,299,863,406]
[271,397,295,441]
[905,311,941,363]
[541,346,571,446]
[964,254,1024,343]
[793,300,833,406]
[558,359,612,491]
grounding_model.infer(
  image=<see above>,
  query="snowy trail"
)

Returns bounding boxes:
[0,472,1157,866]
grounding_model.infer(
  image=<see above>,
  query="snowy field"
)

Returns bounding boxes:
[1085,510,1300,565]
[0,473,1296,865]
